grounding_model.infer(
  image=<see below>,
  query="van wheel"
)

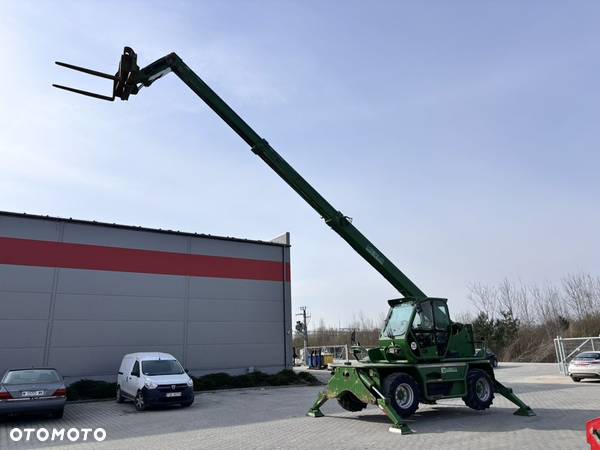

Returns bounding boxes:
[182,400,194,407]
[116,386,124,403]
[571,376,581,383]
[383,372,420,418]
[463,369,494,410]
[134,391,146,411]
[51,408,64,419]
[336,392,367,412]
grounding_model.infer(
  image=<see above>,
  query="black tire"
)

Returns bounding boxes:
[571,376,581,383]
[463,368,494,410]
[336,392,367,412]
[181,400,194,408]
[382,372,420,418]
[134,391,146,411]
[116,386,124,403]
[51,408,64,419]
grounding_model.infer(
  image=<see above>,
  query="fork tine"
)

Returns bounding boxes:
[55,61,117,81]
[52,84,114,101]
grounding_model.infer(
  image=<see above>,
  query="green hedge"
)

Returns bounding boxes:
[66,370,320,401]
[192,369,320,391]
[67,379,117,401]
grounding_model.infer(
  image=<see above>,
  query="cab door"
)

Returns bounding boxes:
[432,300,451,357]
[410,301,438,359]
[409,300,451,359]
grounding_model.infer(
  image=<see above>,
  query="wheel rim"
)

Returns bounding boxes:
[475,377,491,401]
[135,393,144,409]
[394,383,414,409]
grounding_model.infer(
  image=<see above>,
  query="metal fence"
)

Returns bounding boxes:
[554,336,600,375]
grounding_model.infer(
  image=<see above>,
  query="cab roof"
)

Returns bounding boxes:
[387,297,448,307]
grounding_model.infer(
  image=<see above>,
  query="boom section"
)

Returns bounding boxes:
[141,53,425,298]
[54,49,426,299]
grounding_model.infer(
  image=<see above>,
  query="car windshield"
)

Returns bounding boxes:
[575,352,600,360]
[141,360,184,376]
[3,369,61,385]
[381,303,414,338]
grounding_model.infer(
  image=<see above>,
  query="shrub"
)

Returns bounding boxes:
[192,369,319,391]
[67,379,117,401]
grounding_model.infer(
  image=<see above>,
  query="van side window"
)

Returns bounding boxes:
[131,360,140,377]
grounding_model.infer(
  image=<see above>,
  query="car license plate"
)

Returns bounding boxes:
[22,391,44,397]
[166,392,182,398]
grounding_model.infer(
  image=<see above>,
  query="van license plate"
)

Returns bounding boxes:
[166,392,181,398]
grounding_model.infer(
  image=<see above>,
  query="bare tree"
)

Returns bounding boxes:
[468,282,498,319]
[453,310,474,324]
[562,273,597,320]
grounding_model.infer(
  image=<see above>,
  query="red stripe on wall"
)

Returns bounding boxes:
[0,237,290,282]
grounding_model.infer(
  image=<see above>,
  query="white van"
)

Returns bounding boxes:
[116,353,194,411]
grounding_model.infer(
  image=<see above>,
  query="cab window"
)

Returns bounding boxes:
[412,302,434,331]
[433,300,450,330]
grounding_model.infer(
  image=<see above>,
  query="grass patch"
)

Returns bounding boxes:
[66,370,320,401]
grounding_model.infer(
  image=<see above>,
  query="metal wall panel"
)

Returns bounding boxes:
[186,343,284,371]
[187,322,283,346]
[54,294,185,321]
[0,292,52,320]
[48,345,184,378]
[0,348,44,373]
[0,320,48,348]
[62,222,187,253]
[56,269,187,298]
[189,299,283,322]
[190,237,282,261]
[188,277,282,300]
[0,215,59,241]
[0,265,55,292]
[50,320,184,347]
[0,212,292,380]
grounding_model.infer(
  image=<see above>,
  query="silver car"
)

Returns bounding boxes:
[0,368,66,417]
[568,351,600,382]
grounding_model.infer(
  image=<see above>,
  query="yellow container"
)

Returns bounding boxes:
[324,354,334,366]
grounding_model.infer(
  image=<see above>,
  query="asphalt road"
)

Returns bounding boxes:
[0,363,597,449]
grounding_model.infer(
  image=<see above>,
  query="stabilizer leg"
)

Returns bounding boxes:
[307,390,328,417]
[376,398,414,434]
[493,380,536,416]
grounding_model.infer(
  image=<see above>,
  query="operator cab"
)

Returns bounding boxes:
[381,297,451,359]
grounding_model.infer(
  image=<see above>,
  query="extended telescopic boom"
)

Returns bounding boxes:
[53,47,426,299]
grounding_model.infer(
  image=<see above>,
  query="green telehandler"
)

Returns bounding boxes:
[53,47,535,434]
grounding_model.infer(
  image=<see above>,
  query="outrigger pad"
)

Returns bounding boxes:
[388,425,414,435]
[307,391,328,418]
[514,406,536,417]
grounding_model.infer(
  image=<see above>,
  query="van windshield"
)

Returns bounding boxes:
[142,360,184,376]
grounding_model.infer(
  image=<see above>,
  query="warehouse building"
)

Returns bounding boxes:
[0,211,292,381]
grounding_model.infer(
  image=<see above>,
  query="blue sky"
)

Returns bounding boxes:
[1,1,599,326]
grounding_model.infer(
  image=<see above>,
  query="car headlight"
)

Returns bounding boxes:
[144,379,157,389]
[186,378,193,387]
